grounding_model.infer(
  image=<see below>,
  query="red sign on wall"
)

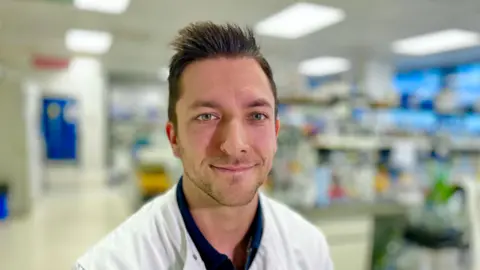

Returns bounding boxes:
[32,55,70,70]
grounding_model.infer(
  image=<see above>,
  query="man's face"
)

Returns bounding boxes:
[166,57,279,206]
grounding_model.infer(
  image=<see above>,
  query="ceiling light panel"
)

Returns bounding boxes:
[392,29,480,55]
[66,29,113,54]
[254,2,345,39]
[298,57,350,76]
[74,0,130,14]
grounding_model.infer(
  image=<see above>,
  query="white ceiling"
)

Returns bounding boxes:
[2,0,480,78]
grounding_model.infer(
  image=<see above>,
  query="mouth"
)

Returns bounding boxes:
[210,164,257,173]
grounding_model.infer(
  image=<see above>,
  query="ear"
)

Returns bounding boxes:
[275,118,280,137]
[166,122,180,158]
[273,118,281,154]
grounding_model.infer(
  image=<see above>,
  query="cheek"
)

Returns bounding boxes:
[249,126,277,155]
[181,125,215,155]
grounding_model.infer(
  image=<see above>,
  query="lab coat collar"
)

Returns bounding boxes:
[176,177,264,269]
[251,193,289,270]
[176,178,231,269]
[169,183,288,270]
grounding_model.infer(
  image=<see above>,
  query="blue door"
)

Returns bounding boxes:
[42,97,78,161]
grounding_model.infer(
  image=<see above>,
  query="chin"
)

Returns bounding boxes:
[214,191,258,207]
[210,175,262,206]
[200,165,267,204]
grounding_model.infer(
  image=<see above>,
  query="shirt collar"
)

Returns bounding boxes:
[176,177,263,269]
[245,196,263,268]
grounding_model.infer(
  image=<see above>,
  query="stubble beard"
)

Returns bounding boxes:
[183,166,262,207]
[179,145,263,207]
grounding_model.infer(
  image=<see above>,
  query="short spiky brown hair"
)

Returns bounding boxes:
[167,21,278,127]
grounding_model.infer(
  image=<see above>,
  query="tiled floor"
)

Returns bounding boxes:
[0,168,132,270]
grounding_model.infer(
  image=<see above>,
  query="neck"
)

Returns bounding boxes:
[182,176,258,263]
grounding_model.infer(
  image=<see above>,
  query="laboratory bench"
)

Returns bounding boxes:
[297,202,409,270]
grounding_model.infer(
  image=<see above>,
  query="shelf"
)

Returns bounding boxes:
[310,134,480,151]
[296,201,408,220]
[311,135,382,150]
[311,135,430,150]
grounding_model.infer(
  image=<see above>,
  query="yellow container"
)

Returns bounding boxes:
[137,166,172,196]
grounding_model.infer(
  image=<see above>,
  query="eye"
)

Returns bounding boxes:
[250,113,267,121]
[196,113,218,121]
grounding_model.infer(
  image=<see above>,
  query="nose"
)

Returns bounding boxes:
[219,119,248,156]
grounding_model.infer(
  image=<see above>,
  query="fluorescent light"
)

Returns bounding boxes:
[392,29,480,55]
[254,3,345,39]
[158,67,169,81]
[66,29,113,54]
[74,0,130,14]
[298,57,350,76]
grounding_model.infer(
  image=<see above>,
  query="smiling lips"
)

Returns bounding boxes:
[210,164,256,173]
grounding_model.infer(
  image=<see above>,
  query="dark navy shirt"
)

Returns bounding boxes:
[176,177,263,270]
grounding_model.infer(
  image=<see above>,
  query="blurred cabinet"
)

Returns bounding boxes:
[315,216,373,270]
[331,242,371,270]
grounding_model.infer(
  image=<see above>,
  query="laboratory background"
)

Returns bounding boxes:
[1,0,480,270]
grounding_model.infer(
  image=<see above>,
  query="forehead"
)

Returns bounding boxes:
[178,57,274,108]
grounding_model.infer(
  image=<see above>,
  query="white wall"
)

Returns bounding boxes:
[24,81,44,201]
[0,72,31,217]
[31,57,108,183]
[363,60,396,102]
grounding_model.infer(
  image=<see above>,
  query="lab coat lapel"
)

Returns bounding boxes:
[182,221,206,270]
[250,194,290,270]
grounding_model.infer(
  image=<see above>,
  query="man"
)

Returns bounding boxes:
[75,22,333,270]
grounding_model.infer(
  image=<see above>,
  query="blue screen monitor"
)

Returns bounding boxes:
[394,69,441,110]
[465,115,480,134]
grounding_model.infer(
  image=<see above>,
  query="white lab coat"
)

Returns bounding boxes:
[74,185,333,270]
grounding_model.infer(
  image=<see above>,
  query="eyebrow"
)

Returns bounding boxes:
[188,98,273,110]
[247,98,273,109]
[189,100,221,109]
